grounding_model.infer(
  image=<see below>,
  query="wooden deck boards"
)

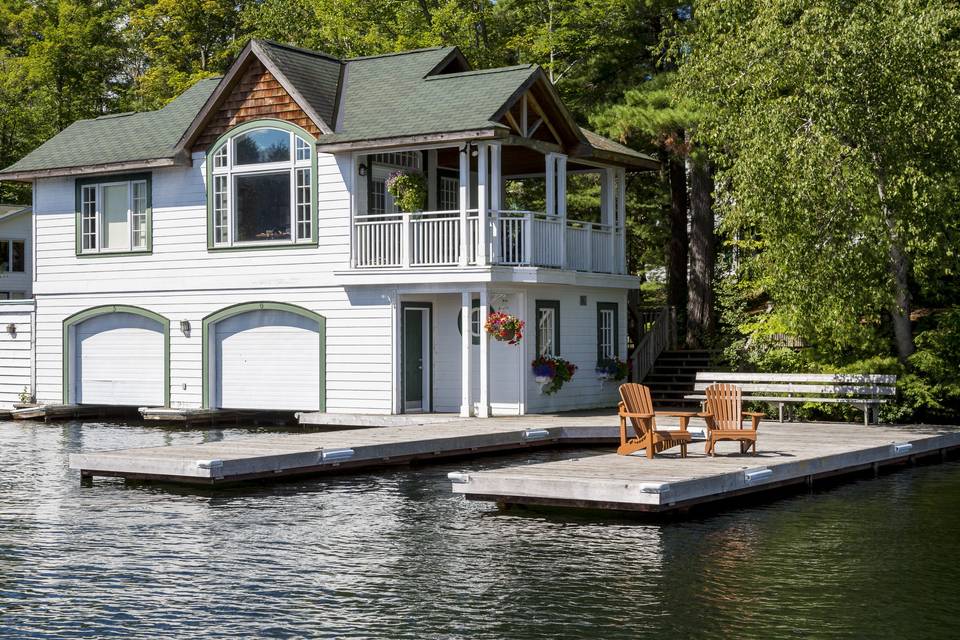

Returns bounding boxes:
[69,415,960,514]
[69,414,619,484]
[451,421,960,512]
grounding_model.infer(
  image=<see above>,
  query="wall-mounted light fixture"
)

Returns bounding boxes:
[358,163,368,177]
[180,320,191,336]
[5,323,15,337]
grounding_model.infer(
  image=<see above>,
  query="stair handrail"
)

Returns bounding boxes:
[630,306,671,382]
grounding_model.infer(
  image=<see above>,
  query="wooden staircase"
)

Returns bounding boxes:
[641,349,723,409]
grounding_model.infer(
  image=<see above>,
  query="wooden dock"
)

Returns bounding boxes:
[69,413,620,485]
[450,421,960,513]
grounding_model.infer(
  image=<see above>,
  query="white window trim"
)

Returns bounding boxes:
[599,309,615,360]
[210,127,313,248]
[78,179,149,255]
[538,307,556,357]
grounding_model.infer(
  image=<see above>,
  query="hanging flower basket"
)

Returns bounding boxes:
[531,356,578,395]
[595,357,629,382]
[484,311,525,345]
[385,170,427,213]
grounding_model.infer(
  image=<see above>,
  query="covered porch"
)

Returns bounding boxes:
[350,140,628,274]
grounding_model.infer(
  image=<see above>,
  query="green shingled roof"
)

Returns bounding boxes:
[1,40,656,178]
[257,40,342,129]
[317,48,534,144]
[3,77,220,176]
[581,128,657,165]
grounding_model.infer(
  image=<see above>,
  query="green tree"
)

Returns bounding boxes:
[675,0,960,363]
[125,0,251,109]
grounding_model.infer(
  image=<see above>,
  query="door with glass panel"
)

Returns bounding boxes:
[402,305,432,413]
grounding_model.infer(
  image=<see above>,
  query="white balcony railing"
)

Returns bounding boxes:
[353,209,624,273]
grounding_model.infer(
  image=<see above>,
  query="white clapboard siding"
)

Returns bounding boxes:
[214,309,321,411]
[0,210,33,298]
[0,302,33,409]
[33,152,352,294]
[524,285,628,414]
[32,287,394,414]
[75,312,165,406]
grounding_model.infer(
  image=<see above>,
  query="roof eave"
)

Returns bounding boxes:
[579,146,660,170]
[315,127,506,153]
[0,156,185,182]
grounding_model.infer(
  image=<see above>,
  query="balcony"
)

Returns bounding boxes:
[354,209,623,272]
[349,142,628,275]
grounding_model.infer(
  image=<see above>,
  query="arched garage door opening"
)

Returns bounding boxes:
[63,306,169,406]
[203,302,326,412]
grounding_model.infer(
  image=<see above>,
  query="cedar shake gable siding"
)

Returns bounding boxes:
[192,59,323,152]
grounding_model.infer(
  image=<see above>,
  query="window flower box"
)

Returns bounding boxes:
[531,356,577,395]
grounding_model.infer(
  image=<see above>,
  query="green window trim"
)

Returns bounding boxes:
[205,119,320,251]
[596,302,620,362]
[61,304,170,406]
[74,173,153,257]
[200,301,327,411]
[535,299,561,357]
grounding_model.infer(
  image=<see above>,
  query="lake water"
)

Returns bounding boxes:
[1,419,958,639]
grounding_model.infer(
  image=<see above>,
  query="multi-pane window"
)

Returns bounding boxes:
[370,178,387,216]
[76,177,150,254]
[597,302,619,361]
[296,168,311,240]
[0,240,25,272]
[209,126,313,247]
[370,151,420,170]
[439,175,459,211]
[536,300,560,357]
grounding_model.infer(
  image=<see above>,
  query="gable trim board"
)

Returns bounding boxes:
[200,301,327,411]
[62,305,171,406]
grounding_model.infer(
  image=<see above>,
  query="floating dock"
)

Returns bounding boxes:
[70,414,620,485]
[450,421,960,513]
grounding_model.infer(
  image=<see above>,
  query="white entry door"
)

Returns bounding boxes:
[214,309,321,411]
[75,312,164,406]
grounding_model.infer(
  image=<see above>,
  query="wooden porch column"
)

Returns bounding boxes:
[478,286,491,417]
[617,168,627,274]
[489,143,502,264]
[426,149,438,210]
[555,154,568,269]
[477,142,489,265]
[458,145,470,266]
[460,291,473,417]
[545,152,557,216]
[604,168,617,274]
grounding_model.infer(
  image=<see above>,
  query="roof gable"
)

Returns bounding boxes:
[179,40,339,152]
[190,55,325,151]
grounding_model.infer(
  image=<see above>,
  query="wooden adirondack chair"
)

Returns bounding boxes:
[617,384,693,458]
[703,383,764,456]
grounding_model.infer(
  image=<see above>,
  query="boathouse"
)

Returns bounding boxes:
[0,40,656,416]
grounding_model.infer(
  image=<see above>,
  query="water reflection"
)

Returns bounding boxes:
[0,419,957,639]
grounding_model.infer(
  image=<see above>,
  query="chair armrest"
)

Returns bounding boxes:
[620,411,655,419]
[745,411,763,431]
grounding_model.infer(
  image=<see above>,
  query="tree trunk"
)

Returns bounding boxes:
[874,156,915,362]
[686,160,716,348]
[666,150,689,324]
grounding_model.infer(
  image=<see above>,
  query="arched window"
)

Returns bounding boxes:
[208,121,316,248]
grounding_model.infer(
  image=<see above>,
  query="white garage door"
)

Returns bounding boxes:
[214,309,321,411]
[75,312,165,406]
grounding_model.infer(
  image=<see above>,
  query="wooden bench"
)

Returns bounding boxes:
[684,372,897,425]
